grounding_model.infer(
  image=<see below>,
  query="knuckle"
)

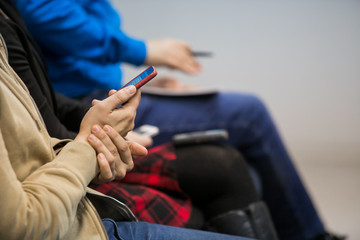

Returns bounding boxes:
[93,139,102,148]
[123,109,133,120]
[117,168,127,179]
[95,101,107,111]
[95,130,107,140]
[118,142,129,152]
[104,126,116,138]
[110,148,118,156]
[101,172,113,182]
[122,118,135,132]
[128,121,135,131]
[127,160,134,171]
[107,155,115,165]
[114,92,127,103]
[103,175,111,182]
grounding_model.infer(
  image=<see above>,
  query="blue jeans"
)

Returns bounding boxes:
[135,92,325,240]
[102,219,253,240]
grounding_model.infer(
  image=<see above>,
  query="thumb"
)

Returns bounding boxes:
[103,85,137,109]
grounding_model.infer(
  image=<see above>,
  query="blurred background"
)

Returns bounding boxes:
[112,0,360,239]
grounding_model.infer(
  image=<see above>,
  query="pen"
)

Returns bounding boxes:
[191,51,213,57]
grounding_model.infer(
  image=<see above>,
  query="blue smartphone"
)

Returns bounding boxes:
[121,66,157,89]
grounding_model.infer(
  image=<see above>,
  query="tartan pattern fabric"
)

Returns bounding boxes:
[91,143,193,227]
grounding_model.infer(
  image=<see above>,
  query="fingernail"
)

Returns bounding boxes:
[98,153,105,160]
[92,125,100,133]
[125,85,136,94]
[103,125,110,132]
[88,134,96,141]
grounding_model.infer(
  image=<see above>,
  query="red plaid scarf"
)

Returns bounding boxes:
[91,143,192,227]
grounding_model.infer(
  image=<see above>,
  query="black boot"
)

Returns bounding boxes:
[309,232,347,240]
[204,201,278,240]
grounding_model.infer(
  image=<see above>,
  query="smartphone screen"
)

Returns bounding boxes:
[121,66,157,89]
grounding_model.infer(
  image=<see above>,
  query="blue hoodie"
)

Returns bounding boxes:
[14,0,146,97]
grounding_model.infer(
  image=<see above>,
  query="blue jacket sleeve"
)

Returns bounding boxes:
[14,0,146,66]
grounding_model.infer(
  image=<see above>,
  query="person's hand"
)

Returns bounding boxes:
[92,89,153,148]
[75,85,145,182]
[125,131,153,148]
[145,38,202,74]
[87,124,147,184]
[77,85,141,140]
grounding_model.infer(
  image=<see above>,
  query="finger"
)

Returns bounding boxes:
[108,89,117,96]
[102,85,137,110]
[103,125,134,169]
[183,60,202,74]
[111,90,141,127]
[87,132,116,171]
[91,125,119,162]
[167,53,191,73]
[113,90,141,124]
[95,153,114,183]
[177,51,201,74]
[127,141,148,157]
[92,125,118,156]
[92,125,131,180]
[172,39,191,53]
[121,89,141,110]
[91,99,100,106]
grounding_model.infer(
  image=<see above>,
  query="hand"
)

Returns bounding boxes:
[76,85,140,142]
[145,38,202,74]
[87,124,147,184]
[125,131,153,148]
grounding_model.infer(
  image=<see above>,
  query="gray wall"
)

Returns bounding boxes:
[112,0,360,166]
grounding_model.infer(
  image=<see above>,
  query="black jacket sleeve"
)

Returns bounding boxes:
[0,3,89,139]
[55,92,90,135]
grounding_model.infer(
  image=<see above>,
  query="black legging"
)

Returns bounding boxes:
[175,143,260,227]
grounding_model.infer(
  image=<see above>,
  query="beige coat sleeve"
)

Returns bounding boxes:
[0,128,99,240]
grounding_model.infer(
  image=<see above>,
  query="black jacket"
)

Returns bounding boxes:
[0,0,90,139]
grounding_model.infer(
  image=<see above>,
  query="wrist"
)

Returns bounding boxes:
[74,132,89,145]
